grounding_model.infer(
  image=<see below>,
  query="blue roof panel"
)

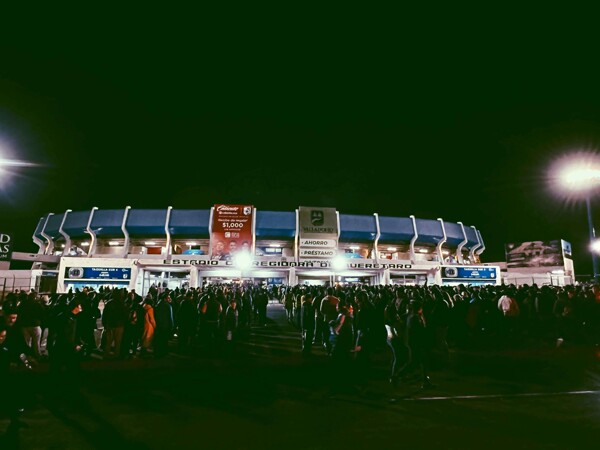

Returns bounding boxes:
[33,216,48,241]
[126,209,168,237]
[442,221,465,247]
[255,211,296,239]
[378,216,414,243]
[44,212,68,240]
[168,209,211,238]
[339,214,377,242]
[62,211,93,239]
[415,219,444,245]
[90,209,126,237]
[464,226,480,249]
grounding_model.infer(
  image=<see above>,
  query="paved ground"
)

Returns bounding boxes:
[2,302,600,449]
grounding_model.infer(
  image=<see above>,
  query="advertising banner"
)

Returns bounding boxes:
[298,206,338,259]
[0,232,13,262]
[211,204,254,261]
[505,240,565,268]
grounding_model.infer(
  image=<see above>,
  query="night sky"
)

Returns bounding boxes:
[2,12,600,276]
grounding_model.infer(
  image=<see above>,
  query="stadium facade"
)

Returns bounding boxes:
[6,205,500,295]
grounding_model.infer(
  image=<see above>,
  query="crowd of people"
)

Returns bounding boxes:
[2,280,600,425]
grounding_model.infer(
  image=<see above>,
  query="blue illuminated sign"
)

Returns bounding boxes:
[65,267,131,280]
[442,266,497,280]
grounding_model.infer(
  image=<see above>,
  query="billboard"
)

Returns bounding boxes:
[298,206,338,259]
[505,240,565,268]
[0,232,13,262]
[210,204,254,261]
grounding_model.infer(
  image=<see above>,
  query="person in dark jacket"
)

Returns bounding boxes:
[17,291,45,359]
[390,299,434,389]
[176,291,198,355]
[153,293,175,358]
[48,297,84,382]
[1,313,34,431]
[101,289,128,359]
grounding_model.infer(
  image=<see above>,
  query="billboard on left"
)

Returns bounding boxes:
[0,232,13,262]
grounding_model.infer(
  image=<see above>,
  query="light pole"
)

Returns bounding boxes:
[556,156,600,281]
[586,196,599,279]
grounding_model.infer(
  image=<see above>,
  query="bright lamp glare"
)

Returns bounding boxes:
[234,252,253,270]
[0,158,39,168]
[549,151,600,200]
[332,255,346,271]
[560,166,600,191]
[591,240,600,254]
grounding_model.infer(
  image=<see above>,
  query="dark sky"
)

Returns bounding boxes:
[2,11,600,276]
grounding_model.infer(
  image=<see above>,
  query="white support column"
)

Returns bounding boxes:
[475,229,485,260]
[469,225,482,262]
[129,261,140,292]
[121,206,131,258]
[189,266,199,289]
[85,207,98,258]
[383,268,390,285]
[373,213,381,261]
[40,213,54,255]
[208,206,215,256]
[288,266,297,285]
[58,209,72,256]
[409,215,418,263]
[294,209,300,261]
[436,218,447,263]
[456,221,468,264]
[165,206,173,260]
[251,206,257,255]
[32,217,46,255]
[336,210,341,245]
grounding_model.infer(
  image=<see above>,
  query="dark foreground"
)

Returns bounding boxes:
[2,303,600,450]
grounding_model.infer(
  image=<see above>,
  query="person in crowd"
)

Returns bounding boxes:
[385,298,407,386]
[590,284,600,346]
[140,297,156,357]
[254,287,269,327]
[0,313,34,431]
[48,297,85,382]
[154,292,175,358]
[176,290,198,355]
[201,291,223,350]
[223,298,239,351]
[301,292,316,355]
[284,288,295,324]
[122,294,144,358]
[353,289,376,383]
[17,291,45,360]
[320,287,340,355]
[497,288,521,344]
[101,289,128,359]
[390,299,433,389]
[328,302,356,396]
[78,290,101,356]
